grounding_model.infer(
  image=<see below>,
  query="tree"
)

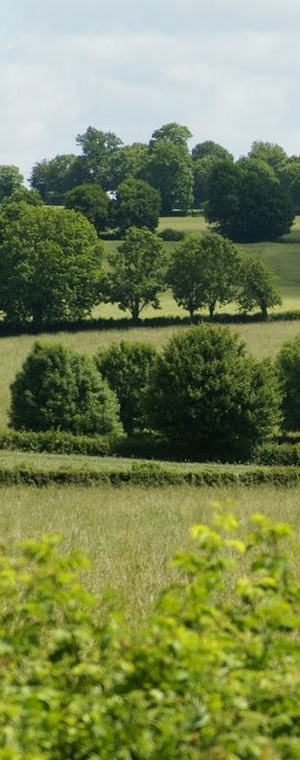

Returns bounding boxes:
[76,126,123,190]
[64,183,110,234]
[205,158,294,242]
[95,340,158,433]
[247,140,288,179]
[168,232,241,319]
[0,165,24,201]
[105,226,166,323]
[109,142,149,190]
[237,256,282,319]
[276,335,300,431]
[9,341,122,436]
[142,123,194,214]
[192,140,233,161]
[0,203,104,324]
[113,177,160,233]
[146,324,281,461]
[29,154,80,204]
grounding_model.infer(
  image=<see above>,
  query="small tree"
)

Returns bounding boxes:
[95,340,158,434]
[146,324,281,461]
[276,335,300,431]
[113,177,160,233]
[237,256,282,319]
[168,232,241,319]
[9,342,123,437]
[106,226,166,323]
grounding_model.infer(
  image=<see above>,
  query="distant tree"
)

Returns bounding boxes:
[9,342,122,436]
[276,336,300,431]
[281,158,300,213]
[0,186,42,207]
[95,340,158,433]
[142,122,194,214]
[192,141,233,161]
[0,165,24,202]
[76,126,123,190]
[106,226,166,323]
[146,325,281,461]
[168,232,241,319]
[64,183,110,234]
[109,143,149,190]
[0,203,103,324]
[247,141,288,179]
[205,158,294,242]
[237,257,282,320]
[113,177,160,233]
[29,154,80,204]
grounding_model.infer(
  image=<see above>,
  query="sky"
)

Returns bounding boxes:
[1,0,300,181]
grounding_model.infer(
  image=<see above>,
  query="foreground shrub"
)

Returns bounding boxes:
[1,508,300,757]
[146,324,281,461]
[95,340,158,433]
[9,341,123,436]
[277,335,300,431]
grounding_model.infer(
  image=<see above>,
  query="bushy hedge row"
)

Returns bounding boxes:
[0,429,114,456]
[0,461,300,487]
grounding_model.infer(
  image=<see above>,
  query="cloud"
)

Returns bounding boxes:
[1,0,300,177]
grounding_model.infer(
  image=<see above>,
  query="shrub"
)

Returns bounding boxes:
[276,335,300,431]
[146,324,281,461]
[9,341,123,436]
[95,340,158,433]
[1,508,300,757]
[158,227,185,241]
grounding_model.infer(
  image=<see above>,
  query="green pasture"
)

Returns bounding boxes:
[1,482,300,625]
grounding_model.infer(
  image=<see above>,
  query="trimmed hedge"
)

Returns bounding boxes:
[0,430,115,456]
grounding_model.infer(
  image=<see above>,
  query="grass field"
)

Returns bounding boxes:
[1,482,300,625]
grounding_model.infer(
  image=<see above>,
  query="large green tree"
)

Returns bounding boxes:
[168,232,241,319]
[205,158,294,241]
[105,226,166,323]
[76,126,123,190]
[142,122,194,214]
[146,324,281,461]
[0,203,103,324]
[113,177,160,233]
[29,154,81,205]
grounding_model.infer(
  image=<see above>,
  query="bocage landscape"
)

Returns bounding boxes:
[2,123,300,757]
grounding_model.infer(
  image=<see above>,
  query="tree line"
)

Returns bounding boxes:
[0,198,281,325]
[1,123,300,241]
[9,326,300,462]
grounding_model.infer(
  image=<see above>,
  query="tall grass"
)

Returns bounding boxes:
[1,483,300,625]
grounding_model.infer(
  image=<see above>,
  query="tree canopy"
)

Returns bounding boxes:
[113,177,160,233]
[105,226,166,323]
[0,203,103,324]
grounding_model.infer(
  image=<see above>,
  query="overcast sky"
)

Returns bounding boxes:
[1,0,300,180]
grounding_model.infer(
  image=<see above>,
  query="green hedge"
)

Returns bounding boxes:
[0,430,115,456]
[255,442,300,466]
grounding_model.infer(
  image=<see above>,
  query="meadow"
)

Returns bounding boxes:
[1,213,300,626]
[2,482,300,626]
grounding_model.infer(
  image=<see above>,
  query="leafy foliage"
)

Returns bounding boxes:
[276,335,300,431]
[9,341,123,436]
[95,340,158,433]
[113,177,161,233]
[0,203,104,324]
[105,226,166,323]
[64,182,110,233]
[168,232,241,318]
[146,324,281,460]
[237,256,282,319]
[1,507,300,757]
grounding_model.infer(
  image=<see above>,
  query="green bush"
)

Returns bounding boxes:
[1,508,300,757]
[0,429,114,455]
[277,335,300,431]
[158,227,185,241]
[95,340,158,433]
[9,341,123,436]
[146,324,281,461]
